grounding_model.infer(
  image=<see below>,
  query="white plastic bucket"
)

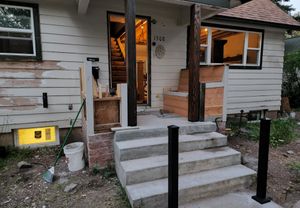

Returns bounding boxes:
[63,142,85,172]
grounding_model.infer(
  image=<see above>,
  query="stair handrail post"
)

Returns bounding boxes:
[199,83,206,122]
[252,118,272,204]
[168,125,179,208]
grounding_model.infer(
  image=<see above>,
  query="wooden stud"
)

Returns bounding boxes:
[125,0,137,126]
[188,4,201,122]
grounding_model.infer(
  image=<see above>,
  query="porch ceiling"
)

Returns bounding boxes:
[150,0,226,20]
[152,0,229,8]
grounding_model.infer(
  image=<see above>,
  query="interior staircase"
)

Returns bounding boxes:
[114,122,256,208]
[111,37,127,88]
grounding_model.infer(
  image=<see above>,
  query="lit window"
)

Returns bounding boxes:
[199,25,263,68]
[0,2,41,60]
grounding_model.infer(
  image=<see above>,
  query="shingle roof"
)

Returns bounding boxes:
[216,0,300,29]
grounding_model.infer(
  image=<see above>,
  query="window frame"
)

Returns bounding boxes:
[201,23,264,70]
[0,1,42,61]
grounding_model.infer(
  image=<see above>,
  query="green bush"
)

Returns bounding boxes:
[283,51,300,108]
[246,118,298,147]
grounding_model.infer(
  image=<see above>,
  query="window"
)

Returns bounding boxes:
[0,2,41,60]
[200,25,263,69]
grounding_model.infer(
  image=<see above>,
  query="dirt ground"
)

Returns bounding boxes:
[1,125,299,208]
[0,147,130,208]
[228,124,300,208]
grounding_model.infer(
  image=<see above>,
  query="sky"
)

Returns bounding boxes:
[283,0,300,15]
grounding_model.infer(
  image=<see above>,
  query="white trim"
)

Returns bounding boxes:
[77,0,90,15]
[207,27,212,64]
[243,32,249,65]
[0,4,36,56]
[83,61,94,136]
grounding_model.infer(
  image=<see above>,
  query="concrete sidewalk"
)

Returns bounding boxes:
[180,192,282,208]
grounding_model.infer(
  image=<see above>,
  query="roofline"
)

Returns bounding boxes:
[213,15,300,30]
[183,0,229,8]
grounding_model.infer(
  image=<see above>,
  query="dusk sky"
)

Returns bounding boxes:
[284,0,300,14]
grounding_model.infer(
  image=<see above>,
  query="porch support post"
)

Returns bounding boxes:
[188,4,201,122]
[125,0,137,126]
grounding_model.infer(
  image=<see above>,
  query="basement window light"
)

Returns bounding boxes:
[200,26,263,69]
[0,2,42,60]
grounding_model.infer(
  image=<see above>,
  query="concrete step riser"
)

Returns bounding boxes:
[116,136,227,161]
[115,123,216,142]
[130,175,255,208]
[121,153,241,186]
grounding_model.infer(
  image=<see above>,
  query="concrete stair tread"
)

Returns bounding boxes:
[179,192,282,208]
[116,132,225,150]
[121,147,240,172]
[126,165,256,201]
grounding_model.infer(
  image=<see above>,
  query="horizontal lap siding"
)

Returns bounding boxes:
[0,0,184,132]
[227,31,284,114]
[0,1,108,132]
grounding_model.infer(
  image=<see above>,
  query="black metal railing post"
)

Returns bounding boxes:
[168,125,179,208]
[199,83,206,122]
[252,118,272,204]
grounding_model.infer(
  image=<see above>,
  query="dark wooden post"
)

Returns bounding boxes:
[125,0,137,126]
[188,4,201,122]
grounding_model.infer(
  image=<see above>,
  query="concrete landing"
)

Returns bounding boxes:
[180,192,282,208]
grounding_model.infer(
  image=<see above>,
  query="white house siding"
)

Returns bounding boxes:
[0,0,286,134]
[206,20,285,114]
[0,0,187,133]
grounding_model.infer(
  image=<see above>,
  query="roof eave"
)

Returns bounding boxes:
[213,15,300,31]
[183,0,229,8]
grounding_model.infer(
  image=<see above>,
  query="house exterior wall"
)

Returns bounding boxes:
[0,0,187,134]
[206,19,285,114]
[0,0,285,135]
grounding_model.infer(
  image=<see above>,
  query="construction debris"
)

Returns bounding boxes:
[17,161,32,169]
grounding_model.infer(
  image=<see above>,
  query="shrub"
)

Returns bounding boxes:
[283,51,300,108]
[245,118,298,147]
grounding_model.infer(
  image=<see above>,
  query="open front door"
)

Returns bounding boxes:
[107,12,151,106]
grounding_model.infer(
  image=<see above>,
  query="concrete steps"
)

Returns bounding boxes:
[118,147,241,186]
[126,165,256,208]
[115,132,227,161]
[114,123,256,208]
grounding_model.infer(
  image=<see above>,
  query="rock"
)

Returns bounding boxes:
[58,177,69,185]
[287,150,295,155]
[58,171,68,177]
[294,200,300,208]
[17,161,32,169]
[64,183,77,193]
[283,153,289,157]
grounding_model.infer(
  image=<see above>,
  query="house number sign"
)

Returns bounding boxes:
[154,35,166,42]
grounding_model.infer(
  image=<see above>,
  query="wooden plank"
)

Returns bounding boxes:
[178,65,225,92]
[0,61,62,70]
[41,34,105,47]
[0,104,81,116]
[83,61,94,136]
[229,79,281,85]
[94,99,120,125]
[188,4,201,122]
[0,69,79,79]
[0,96,80,107]
[0,112,80,125]
[0,87,80,97]
[228,85,281,91]
[125,0,137,126]
[0,78,79,88]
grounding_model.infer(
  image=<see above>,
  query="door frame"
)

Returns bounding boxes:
[107,11,152,106]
